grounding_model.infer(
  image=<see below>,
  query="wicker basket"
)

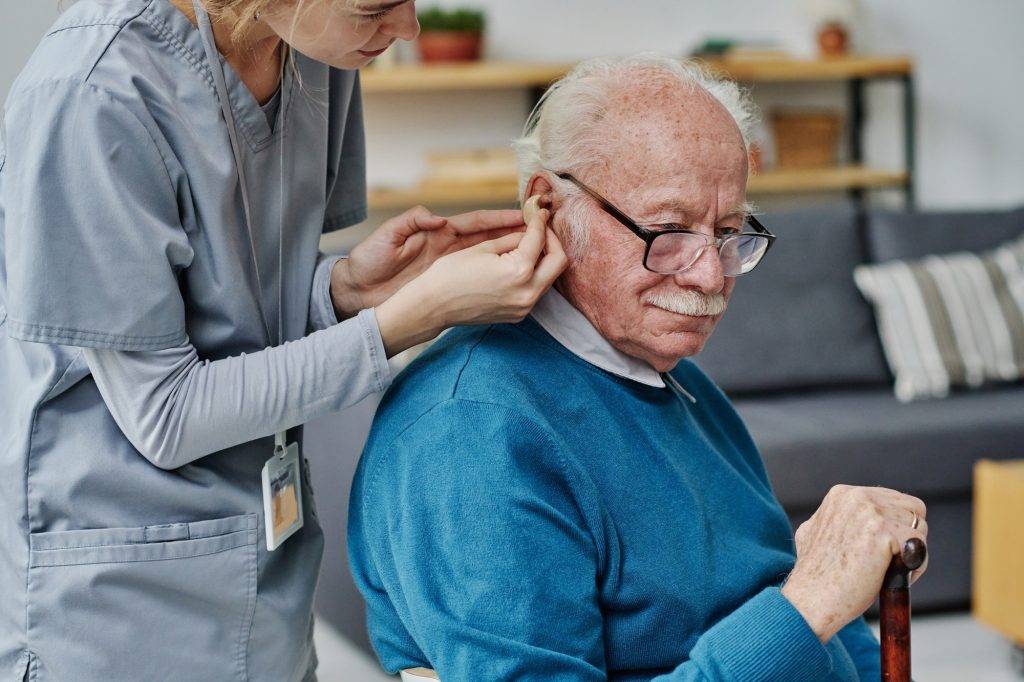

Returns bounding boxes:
[771,109,842,169]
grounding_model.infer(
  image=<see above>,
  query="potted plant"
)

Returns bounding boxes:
[804,0,860,57]
[416,7,486,63]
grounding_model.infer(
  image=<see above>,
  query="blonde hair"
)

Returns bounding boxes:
[62,1,358,46]
[175,0,356,43]
[187,0,282,42]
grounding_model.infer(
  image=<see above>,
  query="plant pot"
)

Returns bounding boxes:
[817,21,849,57]
[417,31,483,63]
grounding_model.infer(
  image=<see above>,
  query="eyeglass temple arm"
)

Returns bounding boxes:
[747,214,775,237]
[553,172,652,239]
[556,171,776,244]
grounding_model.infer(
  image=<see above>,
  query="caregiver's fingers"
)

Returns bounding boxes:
[474,231,525,255]
[530,228,568,289]
[386,205,446,239]
[410,211,448,232]
[515,208,549,266]
[445,209,526,235]
[452,226,525,250]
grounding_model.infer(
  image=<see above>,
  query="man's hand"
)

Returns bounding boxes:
[329,206,526,320]
[781,484,929,644]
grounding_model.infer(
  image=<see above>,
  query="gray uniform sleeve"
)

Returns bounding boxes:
[3,80,191,350]
[84,308,392,470]
[308,252,344,332]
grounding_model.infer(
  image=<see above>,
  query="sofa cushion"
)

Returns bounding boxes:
[694,203,890,394]
[853,234,1024,401]
[735,384,1024,509]
[867,206,1024,261]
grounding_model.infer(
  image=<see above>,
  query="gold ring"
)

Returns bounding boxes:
[911,511,920,530]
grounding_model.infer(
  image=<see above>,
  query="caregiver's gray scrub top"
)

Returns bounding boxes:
[0,1,387,680]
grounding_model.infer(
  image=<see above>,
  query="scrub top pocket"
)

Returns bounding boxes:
[26,513,258,682]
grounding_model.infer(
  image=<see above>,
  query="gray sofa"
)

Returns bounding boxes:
[693,203,1024,612]
[308,203,1024,651]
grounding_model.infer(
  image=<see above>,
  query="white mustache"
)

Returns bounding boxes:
[645,290,727,317]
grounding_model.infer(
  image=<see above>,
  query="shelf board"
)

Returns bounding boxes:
[749,166,909,192]
[360,62,573,94]
[359,56,912,94]
[702,54,913,81]
[367,166,908,210]
[369,180,520,210]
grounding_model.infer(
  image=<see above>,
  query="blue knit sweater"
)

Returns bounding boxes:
[348,319,880,681]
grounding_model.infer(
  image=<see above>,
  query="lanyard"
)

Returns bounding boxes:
[192,0,288,346]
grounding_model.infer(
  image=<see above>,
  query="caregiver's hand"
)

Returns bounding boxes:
[374,207,566,357]
[330,206,526,319]
[781,484,929,644]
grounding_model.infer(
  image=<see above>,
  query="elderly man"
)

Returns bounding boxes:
[348,55,928,681]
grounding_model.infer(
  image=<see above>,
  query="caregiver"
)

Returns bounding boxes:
[0,1,565,680]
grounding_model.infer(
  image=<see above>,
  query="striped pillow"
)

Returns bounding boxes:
[854,233,1024,401]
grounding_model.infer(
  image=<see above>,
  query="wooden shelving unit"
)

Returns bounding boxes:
[749,165,908,193]
[368,166,909,211]
[361,56,912,93]
[703,55,912,82]
[369,181,517,211]
[362,56,915,211]
[361,62,572,94]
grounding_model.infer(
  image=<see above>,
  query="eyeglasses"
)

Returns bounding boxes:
[555,172,776,277]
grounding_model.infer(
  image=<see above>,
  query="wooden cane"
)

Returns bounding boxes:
[880,537,927,682]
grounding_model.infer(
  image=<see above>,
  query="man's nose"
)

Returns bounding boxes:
[382,3,420,42]
[673,245,726,294]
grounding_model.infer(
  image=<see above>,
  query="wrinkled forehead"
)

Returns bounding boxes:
[594,84,748,216]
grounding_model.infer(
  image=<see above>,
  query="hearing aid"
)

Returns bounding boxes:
[522,194,543,224]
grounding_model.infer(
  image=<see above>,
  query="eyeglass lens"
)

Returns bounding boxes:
[645,233,771,276]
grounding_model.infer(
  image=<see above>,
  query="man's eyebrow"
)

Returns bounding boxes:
[723,201,757,221]
[635,189,702,220]
[352,0,412,11]
[640,193,755,223]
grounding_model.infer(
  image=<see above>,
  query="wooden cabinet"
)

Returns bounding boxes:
[973,459,1024,649]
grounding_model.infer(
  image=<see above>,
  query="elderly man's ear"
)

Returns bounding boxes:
[523,174,562,224]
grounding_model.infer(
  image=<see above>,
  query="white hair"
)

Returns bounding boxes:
[512,53,757,255]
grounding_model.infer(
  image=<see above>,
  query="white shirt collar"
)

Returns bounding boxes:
[529,288,666,388]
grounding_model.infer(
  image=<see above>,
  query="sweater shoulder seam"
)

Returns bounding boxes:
[448,325,496,400]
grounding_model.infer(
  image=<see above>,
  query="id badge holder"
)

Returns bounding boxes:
[261,431,304,551]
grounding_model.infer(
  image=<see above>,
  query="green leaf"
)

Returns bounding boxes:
[417,7,486,32]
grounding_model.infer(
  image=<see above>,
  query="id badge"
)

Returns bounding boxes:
[261,432,304,551]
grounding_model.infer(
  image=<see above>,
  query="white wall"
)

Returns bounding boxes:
[858,0,1024,209]
[4,1,1023,227]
